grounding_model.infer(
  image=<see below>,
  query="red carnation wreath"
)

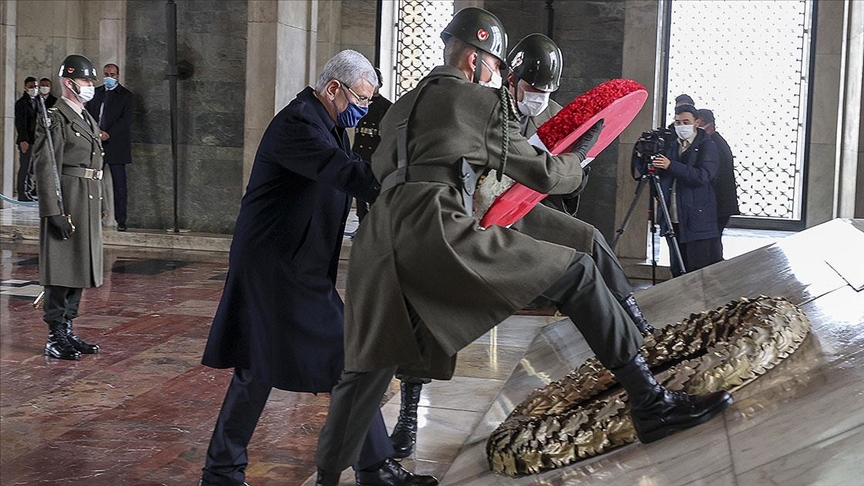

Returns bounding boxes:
[478,79,648,229]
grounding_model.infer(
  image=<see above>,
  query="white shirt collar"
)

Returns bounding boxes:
[61,96,86,119]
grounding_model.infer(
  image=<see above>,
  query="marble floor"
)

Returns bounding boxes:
[1,213,862,485]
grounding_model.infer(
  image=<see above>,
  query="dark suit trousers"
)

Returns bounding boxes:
[108,164,128,224]
[16,149,33,201]
[42,285,83,327]
[203,367,393,485]
[317,252,643,473]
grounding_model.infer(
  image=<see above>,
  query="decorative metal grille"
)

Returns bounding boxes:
[394,0,453,98]
[667,0,813,221]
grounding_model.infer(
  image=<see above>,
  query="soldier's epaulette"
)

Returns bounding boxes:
[37,107,62,128]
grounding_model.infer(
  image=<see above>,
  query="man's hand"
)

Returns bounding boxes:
[100,131,110,141]
[19,141,30,153]
[572,120,604,161]
[651,154,671,170]
[46,215,75,240]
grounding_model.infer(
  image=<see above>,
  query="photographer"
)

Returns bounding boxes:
[639,105,721,276]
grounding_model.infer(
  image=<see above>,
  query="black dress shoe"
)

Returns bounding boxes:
[355,458,438,486]
[117,222,127,232]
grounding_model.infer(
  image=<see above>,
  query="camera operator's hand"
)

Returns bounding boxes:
[652,154,671,170]
[572,120,604,162]
[46,215,75,240]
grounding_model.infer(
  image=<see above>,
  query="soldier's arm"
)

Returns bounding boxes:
[33,109,66,217]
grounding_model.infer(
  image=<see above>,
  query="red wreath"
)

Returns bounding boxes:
[479,78,648,229]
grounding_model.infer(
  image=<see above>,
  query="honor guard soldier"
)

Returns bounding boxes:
[351,67,393,224]
[315,9,732,484]
[32,54,105,360]
[387,33,661,460]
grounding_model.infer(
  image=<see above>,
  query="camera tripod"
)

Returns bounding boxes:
[612,165,685,284]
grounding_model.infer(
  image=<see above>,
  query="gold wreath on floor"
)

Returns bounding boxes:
[486,295,811,477]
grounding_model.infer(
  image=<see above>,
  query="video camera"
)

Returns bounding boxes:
[632,127,674,178]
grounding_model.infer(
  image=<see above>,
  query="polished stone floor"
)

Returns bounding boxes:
[1,215,862,485]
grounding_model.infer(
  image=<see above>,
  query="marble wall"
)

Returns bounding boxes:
[126,0,247,233]
[1,0,15,199]
[487,0,626,240]
[3,0,862,232]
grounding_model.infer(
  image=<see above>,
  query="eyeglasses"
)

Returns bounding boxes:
[339,81,372,107]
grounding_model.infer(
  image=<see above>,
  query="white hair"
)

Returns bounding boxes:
[315,50,377,92]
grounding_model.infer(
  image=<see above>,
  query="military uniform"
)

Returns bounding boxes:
[33,78,106,360]
[35,99,105,288]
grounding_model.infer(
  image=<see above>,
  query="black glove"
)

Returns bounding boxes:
[47,215,74,239]
[572,119,605,161]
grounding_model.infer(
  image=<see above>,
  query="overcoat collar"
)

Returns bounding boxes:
[425,65,467,83]
[56,97,100,142]
[300,86,337,132]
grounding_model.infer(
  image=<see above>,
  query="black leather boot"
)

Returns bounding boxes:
[65,320,99,354]
[620,294,655,336]
[390,382,422,458]
[316,469,341,486]
[44,323,81,360]
[613,354,732,443]
[355,458,438,486]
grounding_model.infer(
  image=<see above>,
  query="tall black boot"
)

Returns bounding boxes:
[65,320,99,354]
[620,294,655,336]
[613,354,732,443]
[390,382,422,458]
[44,323,81,360]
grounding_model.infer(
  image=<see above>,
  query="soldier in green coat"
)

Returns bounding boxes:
[315,9,732,484]
[33,54,104,360]
[389,32,656,461]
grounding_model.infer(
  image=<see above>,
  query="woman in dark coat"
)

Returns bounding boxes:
[199,51,434,486]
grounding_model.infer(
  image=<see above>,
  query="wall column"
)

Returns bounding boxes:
[243,0,318,187]
[1,0,17,201]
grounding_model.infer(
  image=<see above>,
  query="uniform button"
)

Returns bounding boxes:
[75,132,81,137]
[92,152,96,155]
[101,152,105,156]
[89,195,93,199]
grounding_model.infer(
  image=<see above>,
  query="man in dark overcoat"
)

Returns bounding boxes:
[199,50,436,486]
[315,9,732,484]
[85,63,135,231]
[33,55,105,360]
[696,108,739,244]
[648,104,722,275]
[14,76,39,201]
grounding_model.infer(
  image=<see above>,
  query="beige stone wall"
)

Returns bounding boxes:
[1,0,16,199]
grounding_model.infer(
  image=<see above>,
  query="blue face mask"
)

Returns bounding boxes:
[336,102,368,128]
[103,77,118,89]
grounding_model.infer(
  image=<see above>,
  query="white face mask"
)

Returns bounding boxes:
[70,81,95,103]
[675,124,695,140]
[517,90,550,117]
[27,88,38,97]
[478,59,503,90]
[39,86,51,95]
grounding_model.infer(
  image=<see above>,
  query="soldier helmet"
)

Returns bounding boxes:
[58,54,98,80]
[441,7,507,63]
[506,34,563,93]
